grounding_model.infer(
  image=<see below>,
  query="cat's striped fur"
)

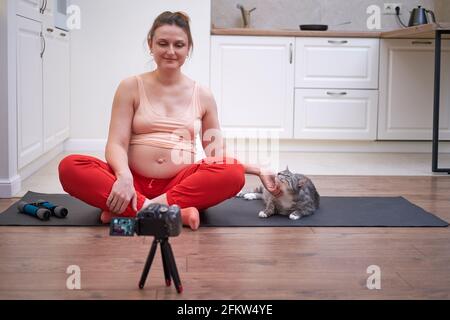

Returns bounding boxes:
[237,168,320,220]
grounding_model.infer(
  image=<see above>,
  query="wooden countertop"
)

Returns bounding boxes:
[211,27,381,38]
[381,22,450,38]
[211,23,450,39]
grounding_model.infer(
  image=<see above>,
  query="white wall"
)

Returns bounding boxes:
[70,0,211,140]
[212,0,445,30]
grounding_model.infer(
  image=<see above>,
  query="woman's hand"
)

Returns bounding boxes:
[259,171,282,197]
[106,174,138,214]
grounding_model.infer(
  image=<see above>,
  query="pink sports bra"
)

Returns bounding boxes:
[130,76,203,154]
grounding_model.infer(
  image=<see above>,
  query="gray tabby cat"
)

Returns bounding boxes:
[237,167,320,220]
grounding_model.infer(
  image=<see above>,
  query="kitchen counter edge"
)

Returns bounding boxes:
[211,23,450,39]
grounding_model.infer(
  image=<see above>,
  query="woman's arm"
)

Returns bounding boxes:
[198,87,259,176]
[104,77,139,213]
[199,87,281,196]
[199,88,274,175]
[105,78,136,179]
[198,87,226,158]
[242,163,261,176]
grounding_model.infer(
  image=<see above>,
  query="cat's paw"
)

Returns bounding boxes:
[258,211,268,218]
[289,213,301,220]
[244,193,258,200]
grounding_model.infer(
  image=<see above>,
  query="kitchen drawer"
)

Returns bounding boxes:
[294,89,378,140]
[295,38,379,89]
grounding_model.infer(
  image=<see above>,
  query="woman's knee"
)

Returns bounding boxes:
[59,155,79,177]
[58,154,100,190]
[58,155,82,188]
[215,158,246,193]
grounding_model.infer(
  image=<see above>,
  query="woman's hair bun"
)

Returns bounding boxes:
[174,11,191,24]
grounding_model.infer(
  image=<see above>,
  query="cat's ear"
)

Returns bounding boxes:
[298,175,308,188]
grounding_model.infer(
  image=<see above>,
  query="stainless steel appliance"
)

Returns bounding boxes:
[408,5,436,27]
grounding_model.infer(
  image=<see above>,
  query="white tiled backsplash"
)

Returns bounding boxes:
[212,0,450,31]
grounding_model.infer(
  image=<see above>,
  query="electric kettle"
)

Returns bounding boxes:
[408,5,437,27]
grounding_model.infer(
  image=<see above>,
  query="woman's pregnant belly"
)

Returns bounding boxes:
[128,144,195,179]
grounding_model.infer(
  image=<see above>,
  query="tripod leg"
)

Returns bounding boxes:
[138,238,158,289]
[160,239,171,287]
[163,241,183,294]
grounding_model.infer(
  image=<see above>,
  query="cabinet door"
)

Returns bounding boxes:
[16,16,44,169]
[378,39,450,140]
[295,38,379,89]
[294,89,378,140]
[210,36,295,139]
[42,0,55,26]
[16,0,43,22]
[43,0,54,16]
[43,26,70,152]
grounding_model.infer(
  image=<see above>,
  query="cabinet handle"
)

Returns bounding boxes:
[46,28,54,33]
[328,40,348,45]
[39,0,44,13]
[40,32,46,58]
[60,32,67,37]
[326,91,347,96]
[289,43,293,64]
[411,40,432,45]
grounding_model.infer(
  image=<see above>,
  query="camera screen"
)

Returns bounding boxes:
[110,218,135,237]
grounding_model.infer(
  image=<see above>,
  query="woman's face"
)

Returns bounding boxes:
[150,24,190,71]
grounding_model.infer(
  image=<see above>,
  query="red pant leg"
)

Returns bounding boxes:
[164,157,245,210]
[58,154,147,217]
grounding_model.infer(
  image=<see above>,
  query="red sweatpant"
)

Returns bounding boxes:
[58,155,245,217]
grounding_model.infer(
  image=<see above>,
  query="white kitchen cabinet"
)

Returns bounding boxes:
[295,38,379,89]
[43,25,70,152]
[16,0,43,21]
[16,15,44,169]
[294,89,378,140]
[44,0,54,16]
[16,0,53,24]
[294,37,379,140]
[378,39,450,140]
[16,15,71,170]
[210,36,295,139]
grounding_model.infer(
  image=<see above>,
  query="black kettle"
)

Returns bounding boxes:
[408,5,437,27]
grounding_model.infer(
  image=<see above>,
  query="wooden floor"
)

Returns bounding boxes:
[1,175,449,300]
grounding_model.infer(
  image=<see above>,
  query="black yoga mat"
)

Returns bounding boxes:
[0,191,448,227]
[0,192,103,227]
[202,196,448,227]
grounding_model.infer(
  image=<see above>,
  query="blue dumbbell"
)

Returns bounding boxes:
[36,200,68,218]
[17,201,51,221]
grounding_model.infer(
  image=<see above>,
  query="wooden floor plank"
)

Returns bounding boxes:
[0,175,449,299]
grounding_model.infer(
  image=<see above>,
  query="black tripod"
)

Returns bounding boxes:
[138,237,183,293]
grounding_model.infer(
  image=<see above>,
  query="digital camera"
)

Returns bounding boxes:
[110,203,182,238]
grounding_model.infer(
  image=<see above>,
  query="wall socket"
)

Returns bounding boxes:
[384,3,402,15]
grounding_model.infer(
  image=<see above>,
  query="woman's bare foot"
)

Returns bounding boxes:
[180,207,200,231]
[142,196,199,230]
[100,211,118,224]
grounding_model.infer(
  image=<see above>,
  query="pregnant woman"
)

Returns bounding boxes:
[58,11,279,230]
